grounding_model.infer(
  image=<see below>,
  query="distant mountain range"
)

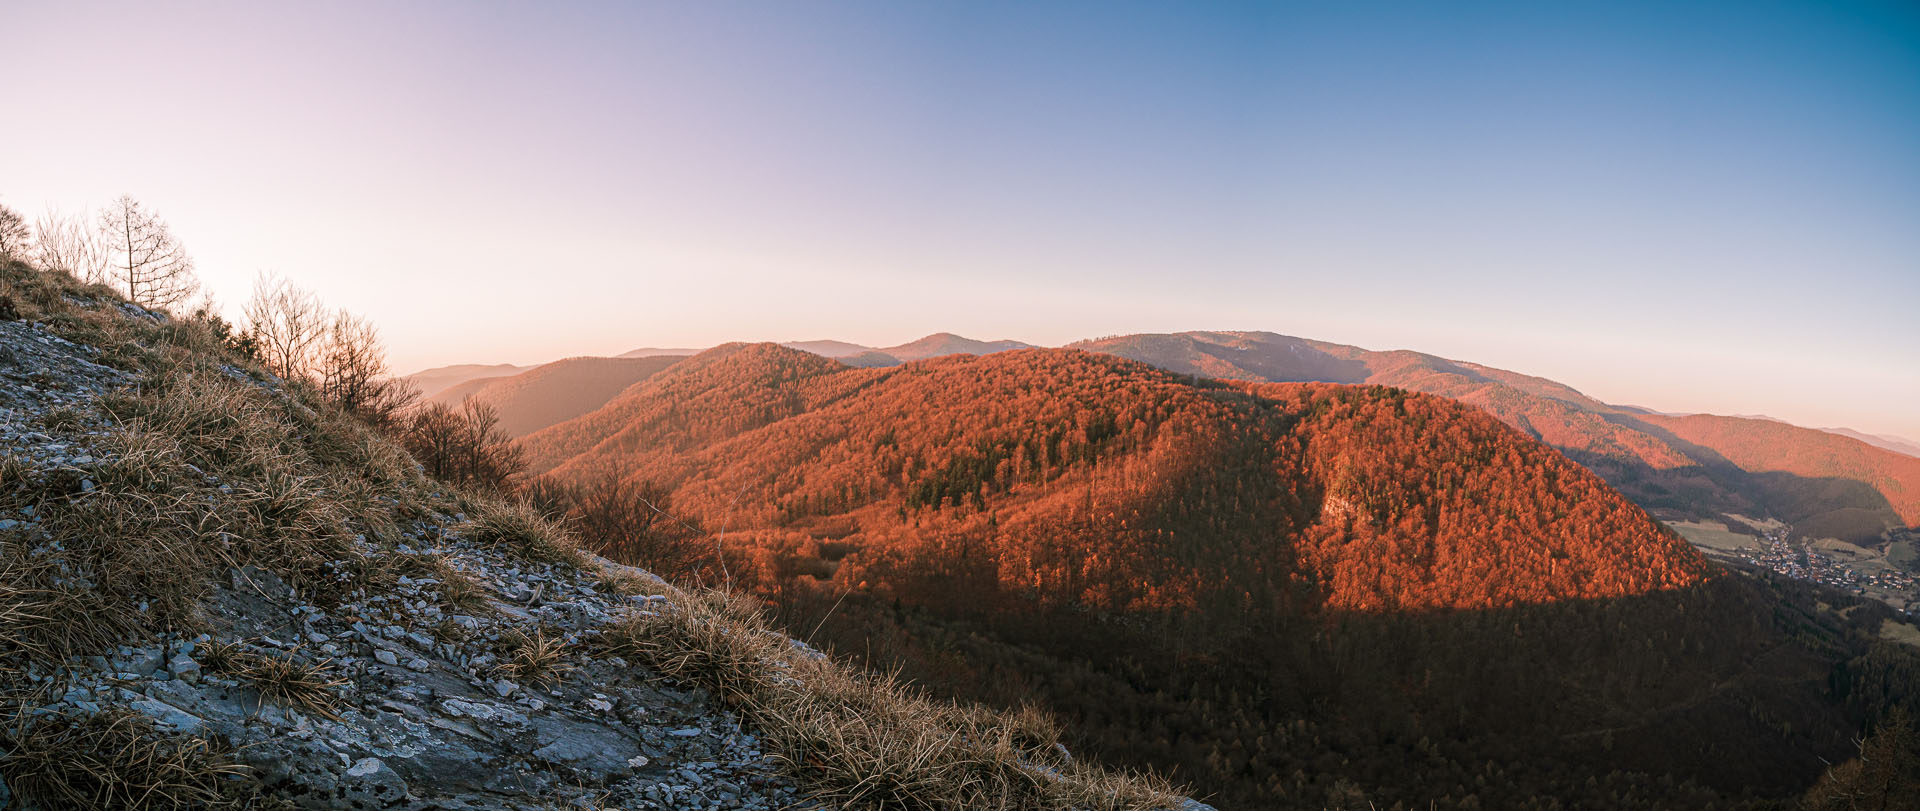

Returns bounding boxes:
[403,362,532,399]
[406,330,1918,541]
[425,355,682,437]
[1820,427,1920,459]
[614,346,703,359]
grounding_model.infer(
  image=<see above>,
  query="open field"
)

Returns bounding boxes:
[1811,537,1877,561]
[1881,619,1920,649]
[1668,520,1758,552]
[1725,514,1788,534]
[1888,540,1918,571]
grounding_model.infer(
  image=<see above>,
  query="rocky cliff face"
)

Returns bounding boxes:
[0,267,1204,810]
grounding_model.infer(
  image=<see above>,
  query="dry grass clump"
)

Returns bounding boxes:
[605,588,1186,811]
[199,643,347,719]
[240,650,348,719]
[601,589,785,703]
[594,565,667,600]
[100,371,389,601]
[194,639,247,674]
[37,403,88,432]
[0,708,253,810]
[0,442,223,662]
[463,499,588,567]
[496,628,574,689]
[103,371,287,478]
[437,567,494,613]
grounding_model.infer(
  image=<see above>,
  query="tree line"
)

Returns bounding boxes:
[1,196,199,310]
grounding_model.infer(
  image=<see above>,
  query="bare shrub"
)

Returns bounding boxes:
[32,206,111,285]
[0,201,30,262]
[242,272,327,381]
[524,471,710,581]
[399,399,525,493]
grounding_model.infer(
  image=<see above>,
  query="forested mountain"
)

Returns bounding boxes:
[427,355,683,437]
[520,343,1920,808]
[1076,331,1919,542]
[526,344,1709,611]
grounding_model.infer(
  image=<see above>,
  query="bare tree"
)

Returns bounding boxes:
[33,207,111,284]
[100,195,198,309]
[243,272,328,381]
[0,202,29,262]
[398,399,524,492]
[319,309,418,423]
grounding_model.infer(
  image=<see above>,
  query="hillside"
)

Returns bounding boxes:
[879,333,1033,361]
[526,344,1710,612]
[1641,413,1920,534]
[1075,331,1919,542]
[429,355,683,438]
[523,342,1920,808]
[0,261,1195,811]
[403,362,531,399]
[1826,427,1920,459]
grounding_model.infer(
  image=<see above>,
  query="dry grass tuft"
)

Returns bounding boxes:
[496,627,574,689]
[0,708,253,810]
[196,641,346,719]
[437,567,494,614]
[604,587,1187,810]
[194,639,247,675]
[601,589,784,703]
[233,648,348,719]
[37,403,88,432]
[463,499,587,567]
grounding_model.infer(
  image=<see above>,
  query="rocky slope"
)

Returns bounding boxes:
[0,265,1200,811]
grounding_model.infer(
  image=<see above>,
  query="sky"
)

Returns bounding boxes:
[3,1,1917,440]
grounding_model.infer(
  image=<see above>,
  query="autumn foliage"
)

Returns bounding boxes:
[1076,330,1920,541]
[516,342,1912,808]
[522,344,1711,615]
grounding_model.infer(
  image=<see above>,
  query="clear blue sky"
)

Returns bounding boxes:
[4,1,1917,439]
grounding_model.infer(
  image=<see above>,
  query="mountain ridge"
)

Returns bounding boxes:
[1076,330,1920,539]
[515,338,1920,808]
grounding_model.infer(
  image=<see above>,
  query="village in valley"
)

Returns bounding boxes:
[1671,519,1920,618]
